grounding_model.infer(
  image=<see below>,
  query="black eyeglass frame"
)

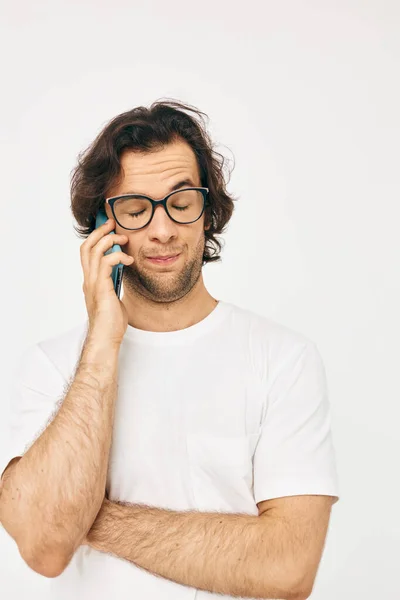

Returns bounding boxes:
[105,187,210,231]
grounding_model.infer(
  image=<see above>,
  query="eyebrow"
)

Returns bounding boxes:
[122,178,199,196]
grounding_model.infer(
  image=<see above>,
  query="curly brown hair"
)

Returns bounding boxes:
[70,98,238,264]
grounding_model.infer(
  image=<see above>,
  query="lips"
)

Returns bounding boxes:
[146,252,180,260]
[146,253,181,266]
[146,253,180,259]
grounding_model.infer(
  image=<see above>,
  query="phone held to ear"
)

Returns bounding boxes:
[95,208,124,299]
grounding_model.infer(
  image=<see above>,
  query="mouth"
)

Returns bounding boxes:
[145,253,181,265]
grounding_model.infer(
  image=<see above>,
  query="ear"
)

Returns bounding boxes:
[204,209,212,232]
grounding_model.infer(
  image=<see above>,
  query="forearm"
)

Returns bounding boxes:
[0,335,120,573]
[87,500,305,600]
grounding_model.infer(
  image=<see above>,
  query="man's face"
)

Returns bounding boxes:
[105,138,208,304]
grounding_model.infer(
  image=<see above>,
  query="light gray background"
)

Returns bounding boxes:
[0,0,399,598]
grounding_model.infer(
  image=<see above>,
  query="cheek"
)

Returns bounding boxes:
[120,233,143,257]
[193,221,207,241]
[184,230,203,254]
[190,225,205,246]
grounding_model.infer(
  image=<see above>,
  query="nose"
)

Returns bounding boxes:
[146,204,179,242]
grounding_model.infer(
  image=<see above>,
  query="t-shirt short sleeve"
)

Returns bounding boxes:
[0,343,68,480]
[253,340,340,505]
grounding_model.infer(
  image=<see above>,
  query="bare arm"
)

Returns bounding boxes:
[0,216,133,578]
[0,334,120,578]
[83,497,318,600]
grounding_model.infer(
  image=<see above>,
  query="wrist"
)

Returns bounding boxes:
[78,343,120,382]
[83,333,121,358]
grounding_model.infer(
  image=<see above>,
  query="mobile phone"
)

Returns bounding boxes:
[95,208,124,299]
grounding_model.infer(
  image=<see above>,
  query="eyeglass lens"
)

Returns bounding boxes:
[113,189,204,229]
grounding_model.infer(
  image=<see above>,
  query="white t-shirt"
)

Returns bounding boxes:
[1,300,339,599]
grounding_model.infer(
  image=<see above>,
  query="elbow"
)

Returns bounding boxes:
[284,574,314,600]
[256,577,312,600]
[31,560,66,579]
[289,591,313,600]
[286,590,312,600]
[19,544,71,579]
[257,583,312,600]
[264,569,313,600]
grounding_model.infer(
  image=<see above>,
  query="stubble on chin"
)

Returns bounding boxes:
[122,239,204,303]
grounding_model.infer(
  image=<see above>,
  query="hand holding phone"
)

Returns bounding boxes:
[80,213,134,345]
[95,208,125,299]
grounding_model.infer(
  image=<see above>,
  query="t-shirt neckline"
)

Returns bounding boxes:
[123,299,229,345]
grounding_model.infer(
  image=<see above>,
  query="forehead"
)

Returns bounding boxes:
[118,139,200,186]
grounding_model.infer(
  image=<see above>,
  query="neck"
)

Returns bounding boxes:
[121,275,218,333]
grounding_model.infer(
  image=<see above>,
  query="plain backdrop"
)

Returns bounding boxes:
[0,0,399,598]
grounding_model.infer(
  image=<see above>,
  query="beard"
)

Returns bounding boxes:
[122,234,205,304]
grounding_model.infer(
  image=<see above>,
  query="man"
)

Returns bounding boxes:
[0,100,339,600]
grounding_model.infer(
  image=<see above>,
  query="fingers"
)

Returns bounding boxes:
[91,247,134,291]
[88,233,130,289]
[80,218,116,276]
[80,218,131,287]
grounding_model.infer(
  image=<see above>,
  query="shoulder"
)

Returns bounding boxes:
[17,320,89,385]
[225,300,313,352]
[223,301,319,379]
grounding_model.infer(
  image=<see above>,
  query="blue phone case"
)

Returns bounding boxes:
[95,208,124,299]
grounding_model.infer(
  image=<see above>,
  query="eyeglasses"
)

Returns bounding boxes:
[105,187,209,231]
